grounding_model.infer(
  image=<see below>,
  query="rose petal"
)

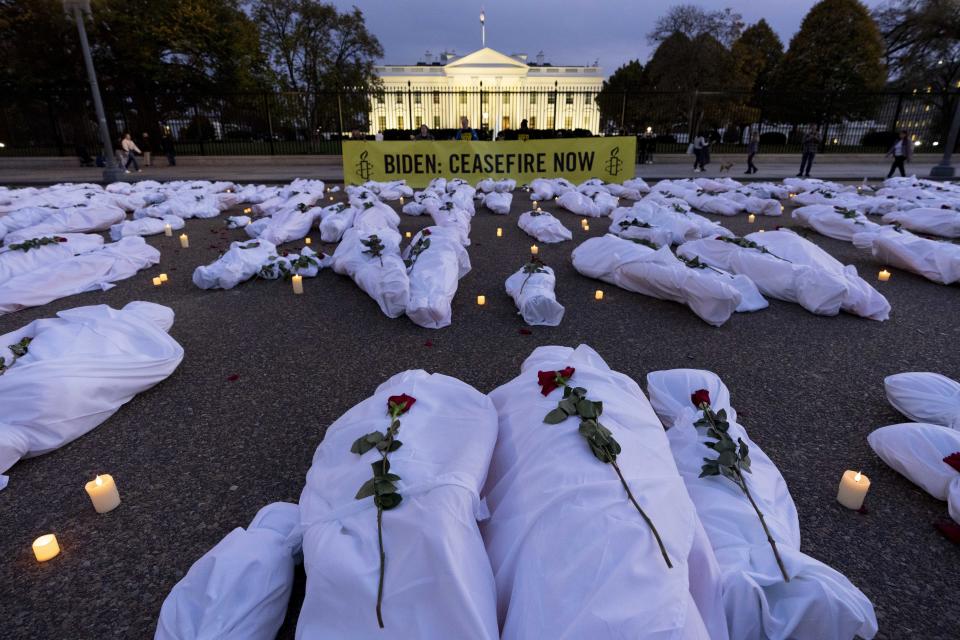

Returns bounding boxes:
[226,374,240,382]
[424,340,433,347]
[934,520,960,544]
[518,328,532,335]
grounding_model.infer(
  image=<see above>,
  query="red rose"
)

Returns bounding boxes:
[423,229,431,236]
[537,366,575,396]
[944,452,960,473]
[691,389,711,408]
[56,236,67,242]
[282,251,289,257]
[388,394,416,416]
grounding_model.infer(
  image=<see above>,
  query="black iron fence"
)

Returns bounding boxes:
[1,85,956,159]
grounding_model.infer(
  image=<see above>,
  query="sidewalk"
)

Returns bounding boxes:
[0,153,949,185]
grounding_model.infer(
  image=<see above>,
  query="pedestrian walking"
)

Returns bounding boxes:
[692,132,709,172]
[161,132,176,166]
[121,133,142,173]
[797,125,820,177]
[745,131,759,174]
[886,130,912,178]
[140,132,152,167]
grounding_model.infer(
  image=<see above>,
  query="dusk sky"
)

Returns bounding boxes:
[329,0,887,76]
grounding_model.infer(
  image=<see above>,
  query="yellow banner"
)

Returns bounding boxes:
[342,137,636,188]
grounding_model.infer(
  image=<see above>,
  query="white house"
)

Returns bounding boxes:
[370,47,604,135]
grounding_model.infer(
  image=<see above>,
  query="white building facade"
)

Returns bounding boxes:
[370,48,604,135]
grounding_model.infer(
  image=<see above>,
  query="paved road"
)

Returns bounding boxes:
[0,153,950,185]
[0,190,957,639]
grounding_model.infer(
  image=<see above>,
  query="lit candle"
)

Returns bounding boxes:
[536,207,543,213]
[583,224,590,232]
[84,474,121,513]
[399,197,405,205]
[581,218,588,228]
[878,269,890,282]
[179,234,189,248]
[758,229,765,233]
[496,227,503,237]
[748,214,756,223]
[533,200,539,208]
[404,231,412,239]
[152,277,162,286]
[530,245,539,255]
[243,207,252,214]
[305,237,312,245]
[477,295,486,306]
[292,274,304,294]
[159,273,168,283]
[837,470,870,509]
[329,196,334,201]
[595,289,604,300]
[164,224,172,237]
[32,534,60,562]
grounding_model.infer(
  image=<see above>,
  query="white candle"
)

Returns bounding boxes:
[243,207,252,214]
[581,218,588,228]
[533,200,539,208]
[399,197,404,205]
[878,269,890,282]
[329,196,334,201]
[159,273,168,283]
[305,237,312,245]
[595,290,604,300]
[164,224,172,237]
[32,534,60,562]
[758,229,765,233]
[84,474,121,513]
[496,227,502,237]
[583,224,590,232]
[292,274,304,294]
[152,277,162,286]
[477,295,486,306]
[179,234,189,248]
[748,214,756,223]
[837,470,870,509]
[530,245,539,256]
[404,231,412,239]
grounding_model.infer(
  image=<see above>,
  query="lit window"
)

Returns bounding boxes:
[415,116,422,127]
[396,92,403,104]
[529,116,537,128]
[397,116,404,129]
[414,92,422,104]
[378,116,386,131]
[547,116,555,129]
[530,93,538,105]
[433,115,440,128]
[433,91,440,104]
[565,93,574,105]
[564,116,573,129]
[547,93,556,105]
[459,92,467,104]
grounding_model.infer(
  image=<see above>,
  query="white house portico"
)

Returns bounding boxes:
[369,47,604,135]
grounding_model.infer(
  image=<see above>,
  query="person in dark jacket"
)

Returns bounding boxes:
[745,131,759,174]
[140,132,152,167]
[885,130,913,178]
[454,116,478,141]
[161,133,176,166]
[797,125,820,177]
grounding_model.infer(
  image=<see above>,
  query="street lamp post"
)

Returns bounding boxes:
[63,0,124,183]
[930,91,960,178]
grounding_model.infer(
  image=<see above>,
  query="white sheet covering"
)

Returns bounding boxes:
[504,261,565,326]
[193,239,278,290]
[0,234,104,285]
[296,370,499,639]
[318,205,357,243]
[483,345,726,640]
[0,236,160,315]
[482,191,513,215]
[331,228,410,318]
[403,227,471,329]
[884,372,960,430]
[0,301,183,488]
[868,422,960,523]
[572,234,749,327]
[155,502,303,640]
[646,368,878,640]
[791,205,881,242]
[5,205,126,245]
[853,226,960,285]
[516,210,572,243]
[110,215,185,241]
[882,207,960,238]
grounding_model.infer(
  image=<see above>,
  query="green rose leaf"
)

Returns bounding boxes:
[355,478,376,500]
[544,408,569,424]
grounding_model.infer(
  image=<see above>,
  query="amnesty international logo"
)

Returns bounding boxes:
[604,146,623,177]
[355,150,374,181]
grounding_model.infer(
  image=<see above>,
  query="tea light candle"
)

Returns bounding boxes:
[32,534,60,562]
[399,197,405,205]
[536,207,543,213]
[758,229,765,233]
[595,289,604,300]
[581,218,588,228]
[305,237,312,245]
[164,223,172,237]
[748,214,756,223]
[243,207,252,214]
[533,200,539,208]
[878,269,890,282]
[84,474,121,513]
[292,274,304,294]
[530,245,539,255]
[476,295,486,306]
[152,276,162,286]
[159,273,168,283]
[329,196,334,201]
[496,227,503,237]
[179,234,189,248]
[404,231,412,239]
[837,470,870,509]
[583,224,590,232]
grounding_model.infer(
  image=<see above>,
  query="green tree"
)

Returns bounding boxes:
[874,0,960,143]
[732,20,784,95]
[251,0,383,134]
[596,60,645,132]
[771,0,887,125]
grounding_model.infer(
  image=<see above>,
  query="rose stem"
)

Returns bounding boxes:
[737,470,790,582]
[610,459,673,569]
[376,505,385,628]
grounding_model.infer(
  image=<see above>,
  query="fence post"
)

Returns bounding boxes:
[892,92,904,131]
[263,92,275,156]
[193,104,205,155]
[407,81,413,132]
[619,92,626,133]
[553,81,559,132]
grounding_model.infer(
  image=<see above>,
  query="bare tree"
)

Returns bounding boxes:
[647,4,745,48]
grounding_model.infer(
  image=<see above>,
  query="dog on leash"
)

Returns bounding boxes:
[719,162,734,173]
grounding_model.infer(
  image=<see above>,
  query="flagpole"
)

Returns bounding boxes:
[480,9,486,47]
